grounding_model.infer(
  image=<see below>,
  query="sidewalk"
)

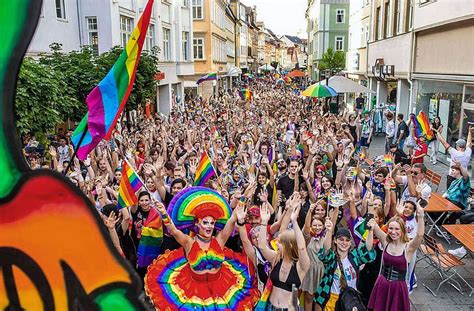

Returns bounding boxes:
[369,136,474,311]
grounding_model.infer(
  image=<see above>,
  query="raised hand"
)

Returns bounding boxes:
[235,204,247,224]
[104,212,119,229]
[324,217,333,232]
[258,188,268,203]
[259,204,271,225]
[415,201,425,219]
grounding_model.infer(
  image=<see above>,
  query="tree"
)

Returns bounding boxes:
[15,43,160,139]
[318,48,345,75]
[15,57,81,140]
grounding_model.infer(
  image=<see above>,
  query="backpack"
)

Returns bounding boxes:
[336,286,366,311]
[335,254,366,311]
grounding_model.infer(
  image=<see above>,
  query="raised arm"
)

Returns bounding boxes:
[322,217,334,254]
[467,125,472,148]
[407,201,425,261]
[290,205,310,276]
[155,201,193,251]
[216,204,240,247]
[237,223,257,267]
[257,204,277,263]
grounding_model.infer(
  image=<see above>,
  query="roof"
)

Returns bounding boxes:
[283,35,304,45]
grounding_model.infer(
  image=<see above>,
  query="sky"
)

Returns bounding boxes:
[241,0,308,39]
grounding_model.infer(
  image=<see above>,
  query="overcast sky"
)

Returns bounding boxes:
[241,0,308,38]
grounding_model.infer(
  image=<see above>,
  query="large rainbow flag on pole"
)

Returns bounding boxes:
[193,151,216,186]
[117,160,144,209]
[196,73,217,85]
[72,0,154,160]
[411,111,434,141]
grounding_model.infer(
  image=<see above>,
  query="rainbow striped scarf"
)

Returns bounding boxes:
[136,207,163,268]
[254,278,273,310]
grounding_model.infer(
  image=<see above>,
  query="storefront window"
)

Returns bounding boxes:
[416,80,463,146]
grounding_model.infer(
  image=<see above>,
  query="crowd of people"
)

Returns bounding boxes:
[22,77,473,310]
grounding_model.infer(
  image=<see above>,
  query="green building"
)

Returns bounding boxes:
[306,0,350,80]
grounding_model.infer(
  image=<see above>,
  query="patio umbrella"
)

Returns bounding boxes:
[287,70,306,78]
[302,83,338,98]
[320,76,375,93]
[259,64,275,71]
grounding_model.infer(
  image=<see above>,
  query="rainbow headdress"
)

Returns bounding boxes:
[137,207,163,268]
[167,187,232,233]
[411,111,434,141]
[239,88,253,101]
[72,0,154,160]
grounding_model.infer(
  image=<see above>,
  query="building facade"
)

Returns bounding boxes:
[345,0,370,89]
[306,0,350,80]
[28,0,194,115]
[411,0,474,146]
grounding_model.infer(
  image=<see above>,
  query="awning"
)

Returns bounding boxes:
[320,75,375,93]
[223,66,242,77]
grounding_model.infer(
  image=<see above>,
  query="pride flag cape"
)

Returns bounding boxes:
[411,111,434,141]
[72,0,154,160]
[117,160,144,209]
[136,207,163,267]
[239,88,253,101]
[193,151,216,186]
[196,73,217,85]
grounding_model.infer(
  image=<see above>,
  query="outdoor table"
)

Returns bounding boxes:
[442,224,474,297]
[424,193,462,244]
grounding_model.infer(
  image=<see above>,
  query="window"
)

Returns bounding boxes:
[335,36,344,51]
[212,36,226,62]
[376,6,382,40]
[336,9,345,23]
[183,0,190,7]
[120,16,133,48]
[212,2,226,30]
[365,25,369,43]
[86,17,99,54]
[163,28,171,60]
[55,0,66,19]
[407,0,414,30]
[384,1,390,38]
[145,24,156,51]
[182,31,189,60]
[394,0,401,34]
[193,36,204,60]
[192,0,203,19]
[361,27,365,46]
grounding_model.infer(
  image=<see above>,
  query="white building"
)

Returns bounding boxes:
[27,0,194,115]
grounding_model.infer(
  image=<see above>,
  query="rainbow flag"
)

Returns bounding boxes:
[229,144,236,156]
[136,207,163,267]
[196,73,217,84]
[297,143,304,158]
[411,111,434,141]
[193,151,216,186]
[117,161,144,209]
[352,166,358,180]
[239,88,253,101]
[254,280,273,310]
[384,154,393,167]
[72,0,154,160]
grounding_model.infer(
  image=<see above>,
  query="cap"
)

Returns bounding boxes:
[455,139,467,148]
[335,228,352,239]
[248,205,260,217]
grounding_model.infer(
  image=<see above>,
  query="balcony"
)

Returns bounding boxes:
[176,61,194,76]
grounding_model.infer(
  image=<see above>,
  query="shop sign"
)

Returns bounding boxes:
[349,52,360,71]
[372,58,395,81]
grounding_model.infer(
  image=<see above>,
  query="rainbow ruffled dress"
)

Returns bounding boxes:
[145,238,260,310]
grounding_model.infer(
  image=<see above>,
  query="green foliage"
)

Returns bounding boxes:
[15,43,159,137]
[318,48,345,74]
[15,57,81,139]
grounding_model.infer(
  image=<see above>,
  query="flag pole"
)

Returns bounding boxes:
[64,124,88,176]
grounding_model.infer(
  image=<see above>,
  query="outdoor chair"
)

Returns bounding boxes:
[425,169,441,192]
[421,233,471,296]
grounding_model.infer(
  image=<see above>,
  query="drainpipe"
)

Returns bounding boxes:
[407,3,416,115]
[76,0,83,46]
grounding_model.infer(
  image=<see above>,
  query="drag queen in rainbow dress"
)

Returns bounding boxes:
[145,187,260,310]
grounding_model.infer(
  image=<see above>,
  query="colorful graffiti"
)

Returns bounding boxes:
[0,1,141,309]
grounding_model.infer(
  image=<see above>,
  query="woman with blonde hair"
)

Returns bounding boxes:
[368,200,425,311]
[257,193,310,310]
